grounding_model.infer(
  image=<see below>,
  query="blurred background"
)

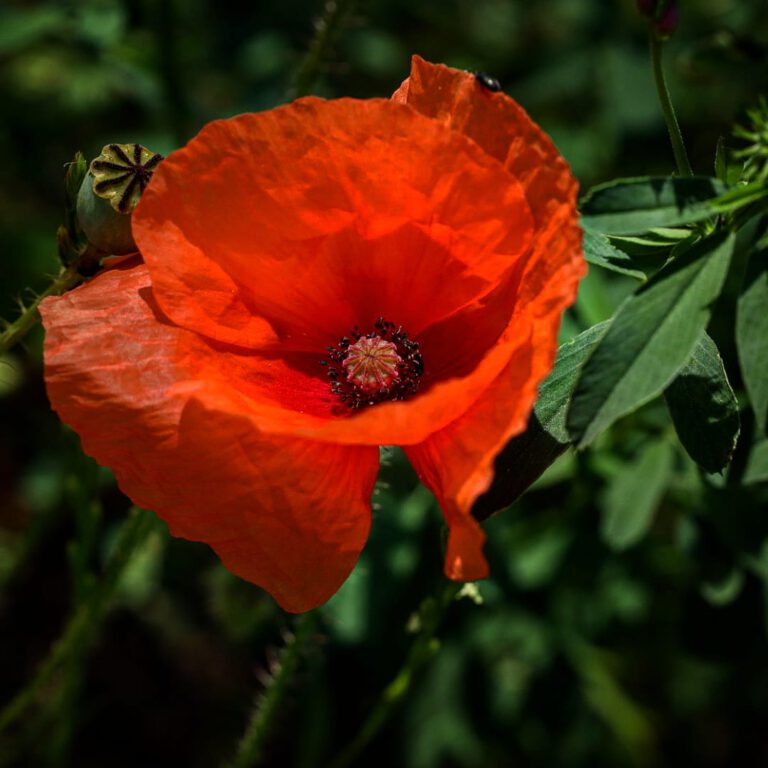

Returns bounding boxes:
[1,0,768,766]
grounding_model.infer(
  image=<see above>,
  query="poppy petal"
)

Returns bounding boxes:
[404,213,583,579]
[133,97,533,350]
[393,55,583,341]
[40,261,379,612]
[404,315,538,581]
[393,55,576,210]
[178,310,534,448]
[396,57,585,578]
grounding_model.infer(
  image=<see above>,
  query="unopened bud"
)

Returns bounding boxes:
[636,0,678,37]
[656,3,679,37]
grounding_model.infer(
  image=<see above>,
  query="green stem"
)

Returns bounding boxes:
[0,508,154,735]
[289,0,356,99]
[0,265,81,355]
[329,581,461,768]
[650,31,693,177]
[227,611,317,768]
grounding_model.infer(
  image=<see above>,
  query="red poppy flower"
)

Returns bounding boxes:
[41,56,584,612]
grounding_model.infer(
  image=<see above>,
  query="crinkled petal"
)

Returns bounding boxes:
[404,312,539,581]
[393,55,584,329]
[393,56,576,214]
[40,261,379,612]
[133,97,533,350]
[395,57,586,577]
[175,306,534,447]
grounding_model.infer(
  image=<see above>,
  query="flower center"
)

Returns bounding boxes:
[342,335,401,392]
[321,317,424,410]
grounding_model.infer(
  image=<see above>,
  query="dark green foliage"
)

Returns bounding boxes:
[567,231,735,447]
[599,439,675,550]
[473,321,609,520]
[3,2,768,768]
[582,229,649,281]
[580,176,726,234]
[665,333,740,473]
[737,234,768,435]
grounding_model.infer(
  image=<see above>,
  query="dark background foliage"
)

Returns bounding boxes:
[1,1,768,766]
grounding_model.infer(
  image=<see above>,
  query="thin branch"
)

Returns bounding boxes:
[226,611,317,768]
[650,32,693,177]
[0,508,154,735]
[288,0,357,99]
[0,266,82,355]
[329,582,462,768]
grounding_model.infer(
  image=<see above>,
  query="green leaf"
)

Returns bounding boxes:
[64,152,87,211]
[736,240,768,434]
[567,231,735,447]
[664,333,740,473]
[472,322,609,520]
[607,227,690,257]
[600,440,675,550]
[700,569,745,607]
[715,137,727,183]
[580,176,726,235]
[0,8,67,55]
[710,181,768,215]
[743,438,768,485]
[582,229,647,280]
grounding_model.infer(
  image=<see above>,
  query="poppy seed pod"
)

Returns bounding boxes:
[77,175,136,255]
[76,143,163,256]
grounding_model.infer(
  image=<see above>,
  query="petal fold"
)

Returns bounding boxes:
[40,262,379,612]
[393,55,584,336]
[398,56,585,551]
[405,313,538,581]
[133,97,533,350]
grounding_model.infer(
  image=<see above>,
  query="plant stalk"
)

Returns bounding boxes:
[0,266,82,355]
[329,581,461,768]
[0,508,154,735]
[650,31,693,177]
[289,0,356,99]
[227,611,317,768]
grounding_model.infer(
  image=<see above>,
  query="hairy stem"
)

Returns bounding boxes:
[227,611,317,768]
[0,266,81,355]
[650,32,693,177]
[289,0,356,99]
[329,581,461,768]
[0,508,154,735]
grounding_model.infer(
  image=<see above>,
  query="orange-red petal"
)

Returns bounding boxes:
[393,56,583,323]
[40,261,379,612]
[405,313,538,580]
[133,97,533,351]
[396,57,585,578]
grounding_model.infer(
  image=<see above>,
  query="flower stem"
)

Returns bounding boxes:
[329,581,462,768]
[289,0,356,99]
[0,265,82,355]
[649,31,693,177]
[0,508,154,735]
[226,611,317,768]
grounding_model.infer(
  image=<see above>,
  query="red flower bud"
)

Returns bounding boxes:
[637,0,678,35]
[656,3,679,37]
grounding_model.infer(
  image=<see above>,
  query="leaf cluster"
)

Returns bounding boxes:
[475,168,768,572]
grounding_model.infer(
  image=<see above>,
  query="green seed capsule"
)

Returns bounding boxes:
[75,143,163,256]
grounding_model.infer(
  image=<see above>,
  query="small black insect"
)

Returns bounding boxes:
[473,71,501,92]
